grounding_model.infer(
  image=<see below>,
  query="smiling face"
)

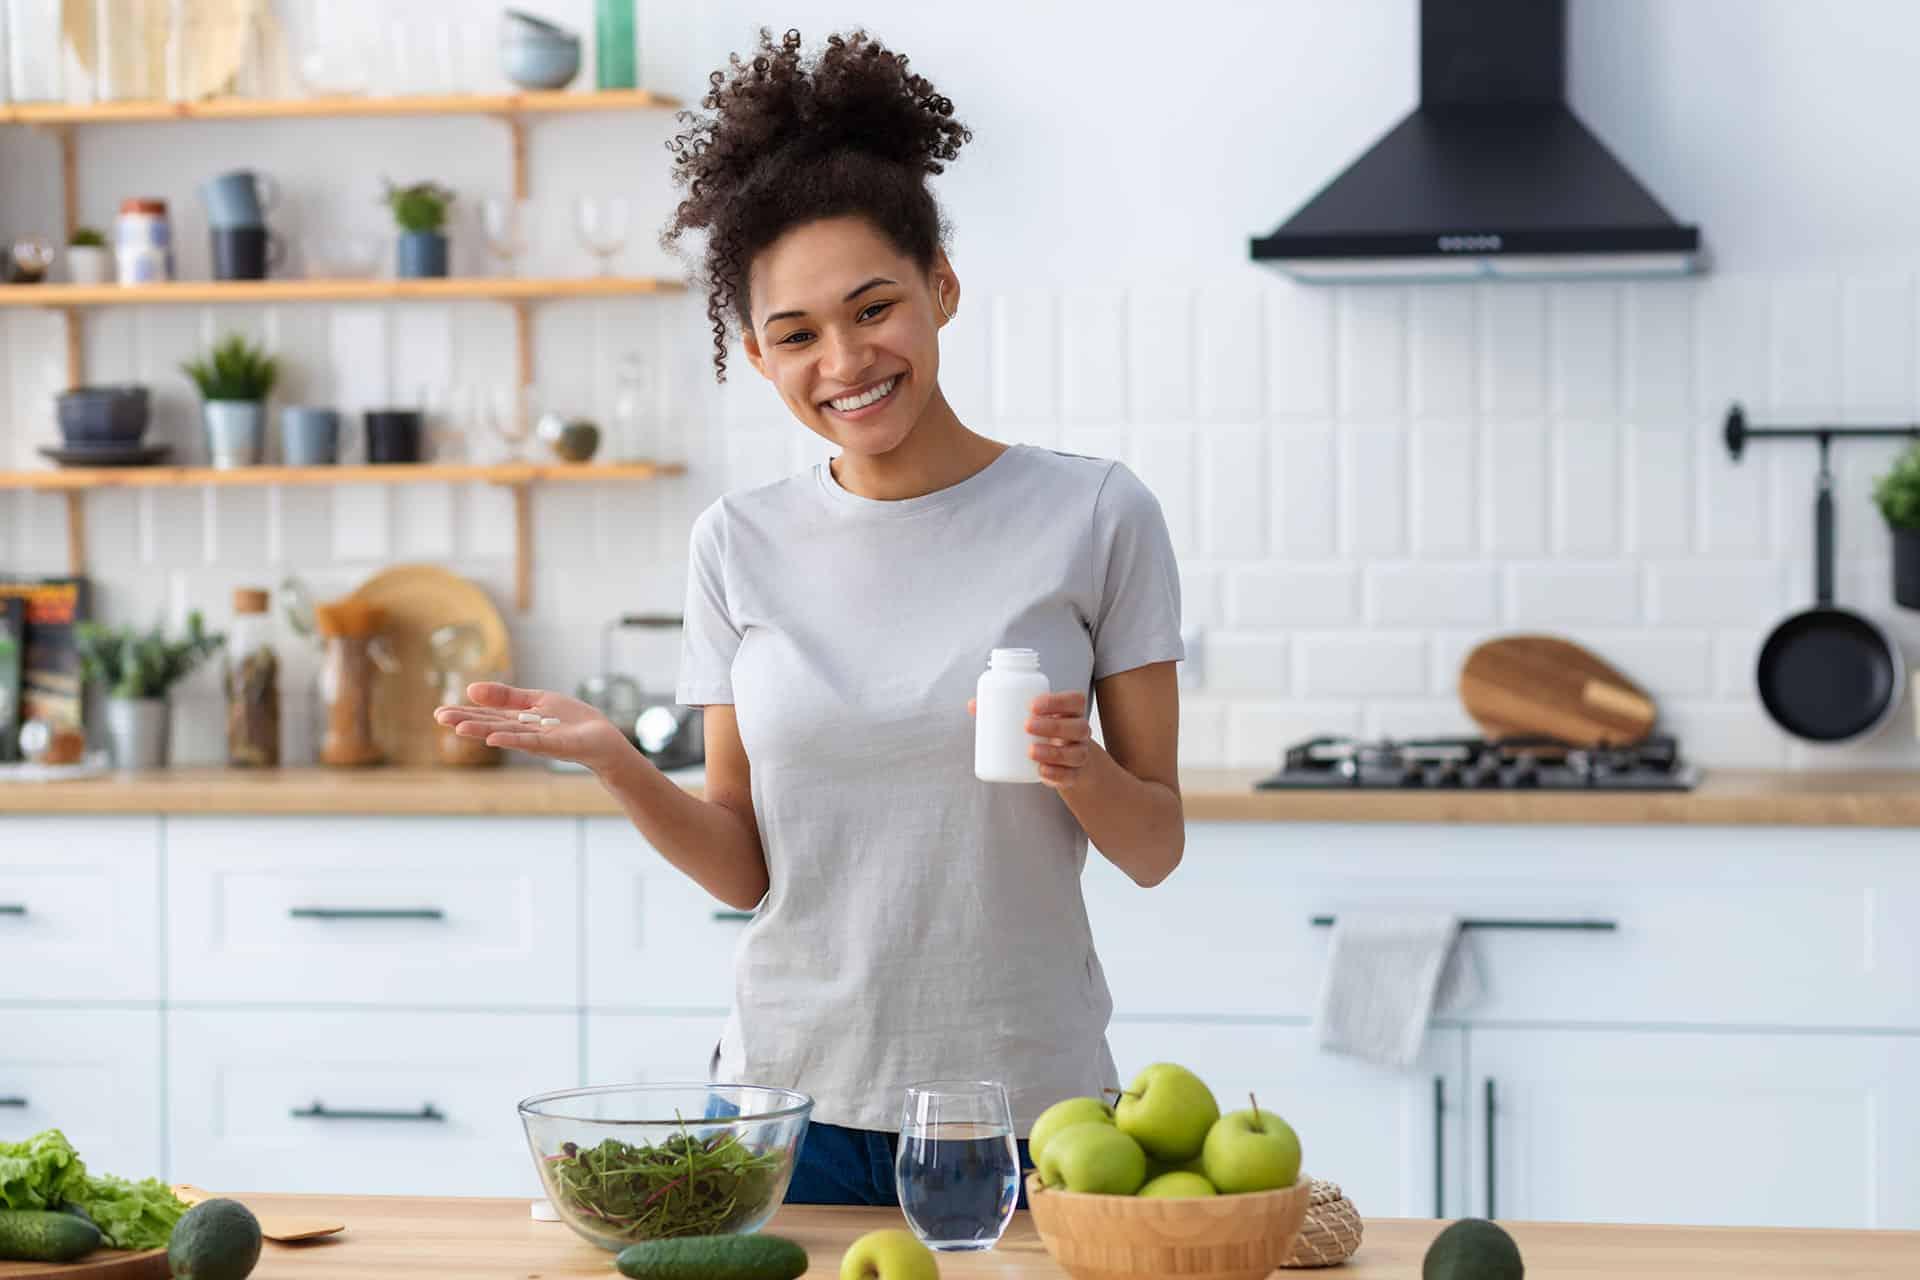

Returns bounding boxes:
[741,216,957,459]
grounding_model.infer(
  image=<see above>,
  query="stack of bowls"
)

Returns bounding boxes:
[500,10,581,90]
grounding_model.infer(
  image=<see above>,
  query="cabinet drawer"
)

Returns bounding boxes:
[1086,823,1920,1028]
[584,819,742,1009]
[168,1009,578,1196]
[585,1012,729,1085]
[0,1009,162,1179]
[167,816,579,1007]
[0,818,160,1002]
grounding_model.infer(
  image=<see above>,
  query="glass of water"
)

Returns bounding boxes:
[894,1080,1019,1252]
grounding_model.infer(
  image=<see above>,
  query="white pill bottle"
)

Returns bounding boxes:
[974,647,1050,783]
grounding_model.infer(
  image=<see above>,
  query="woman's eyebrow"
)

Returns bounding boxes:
[762,277,898,326]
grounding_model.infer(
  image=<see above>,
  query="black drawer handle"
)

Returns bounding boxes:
[0,904,25,916]
[1432,1076,1445,1219]
[711,910,754,923]
[0,1096,26,1108]
[289,907,446,921]
[292,1101,445,1122]
[1311,916,1616,932]
[1485,1078,1498,1220]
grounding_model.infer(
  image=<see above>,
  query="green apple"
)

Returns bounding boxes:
[840,1227,939,1280]
[1201,1104,1301,1194]
[1036,1121,1148,1195]
[1028,1096,1115,1165]
[1113,1063,1220,1163]
[1137,1170,1217,1199]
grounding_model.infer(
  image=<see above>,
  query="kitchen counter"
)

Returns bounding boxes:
[181,1194,1920,1278]
[3,764,1918,825]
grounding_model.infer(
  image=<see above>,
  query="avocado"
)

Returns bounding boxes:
[614,1233,810,1280]
[167,1198,263,1280]
[0,1208,103,1262]
[1424,1217,1524,1280]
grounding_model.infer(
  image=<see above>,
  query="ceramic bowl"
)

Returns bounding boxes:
[56,385,150,444]
[1026,1172,1313,1280]
[501,34,581,90]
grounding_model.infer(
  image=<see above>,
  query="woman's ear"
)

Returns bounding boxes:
[741,323,768,379]
[932,251,960,325]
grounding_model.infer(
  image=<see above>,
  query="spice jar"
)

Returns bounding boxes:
[314,598,395,767]
[114,197,173,284]
[225,587,280,767]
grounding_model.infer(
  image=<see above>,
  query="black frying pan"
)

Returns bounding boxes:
[1756,450,1906,742]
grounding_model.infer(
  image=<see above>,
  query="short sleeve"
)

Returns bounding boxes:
[676,500,740,705]
[1090,462,1185,681]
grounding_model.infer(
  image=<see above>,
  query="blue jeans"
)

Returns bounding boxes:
[786,1121,1035,1209]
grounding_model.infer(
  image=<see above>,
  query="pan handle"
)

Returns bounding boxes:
[1815,435,1835,607]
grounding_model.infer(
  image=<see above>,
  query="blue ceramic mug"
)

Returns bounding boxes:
[198,170,280,229]
[281,406,340,465]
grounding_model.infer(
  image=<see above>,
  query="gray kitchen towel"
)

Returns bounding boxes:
[1314,912,1484,1068]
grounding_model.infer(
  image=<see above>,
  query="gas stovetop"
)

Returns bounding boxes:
[1255,734,1702,791]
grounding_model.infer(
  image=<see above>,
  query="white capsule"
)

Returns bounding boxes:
[540,717,561,727]
[517,711,542,723]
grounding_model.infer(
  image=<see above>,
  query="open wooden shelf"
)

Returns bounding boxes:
[17,461,687,611]
[0,88,681,126]
[0,276,686,308]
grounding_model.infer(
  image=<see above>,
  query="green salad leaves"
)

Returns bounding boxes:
[0,1130,187,1250]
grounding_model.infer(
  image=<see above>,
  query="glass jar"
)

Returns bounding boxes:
[314,599,393,767]
[224,587,279,767]
[609,351,657,462]
[427,621,503,767]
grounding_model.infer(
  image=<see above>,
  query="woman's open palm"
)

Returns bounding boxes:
[433,682,630,771]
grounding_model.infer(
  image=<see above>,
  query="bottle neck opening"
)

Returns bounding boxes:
[988,647,1040,672]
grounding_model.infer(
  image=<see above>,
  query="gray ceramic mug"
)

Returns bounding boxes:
[198,170,280,229]
[282,406,340,465]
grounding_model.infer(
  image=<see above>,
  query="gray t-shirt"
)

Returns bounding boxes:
[676,443,1183,1132]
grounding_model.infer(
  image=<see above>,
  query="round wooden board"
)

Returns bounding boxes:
[1459,633,1658,747]
[62,0,262,101]
[347,565,512,766]
[0,1248,167,1280]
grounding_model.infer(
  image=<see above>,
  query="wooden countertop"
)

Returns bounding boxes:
[2,764,1917,825]
[189,1194,1920,1278]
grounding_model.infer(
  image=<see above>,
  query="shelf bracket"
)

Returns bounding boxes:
[62,308,84,388]
[64,491,86,575]
[55,125,77,240]
[499,114,529,200]
[511,298,534,433]
[512,483,534,611]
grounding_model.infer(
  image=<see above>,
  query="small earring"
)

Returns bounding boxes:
[937,286,954,320]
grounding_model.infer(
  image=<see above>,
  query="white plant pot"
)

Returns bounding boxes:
[105,696,170,770]
[65,245,111,285]
[204,400,266,469]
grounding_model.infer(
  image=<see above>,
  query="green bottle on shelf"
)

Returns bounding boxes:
[596,0,638,89]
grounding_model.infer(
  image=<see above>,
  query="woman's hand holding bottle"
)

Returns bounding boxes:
[433,682,634,772]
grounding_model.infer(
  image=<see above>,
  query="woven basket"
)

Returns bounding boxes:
[1279,1178,1363,1268]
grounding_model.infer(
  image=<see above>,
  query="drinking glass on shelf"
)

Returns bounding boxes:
[479,196,535,277]
[572,195,632,276]
[478,384,532,462]
[894,1080,1019,1253]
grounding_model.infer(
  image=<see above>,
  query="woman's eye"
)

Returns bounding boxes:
[778,331,813,345]
[859,302,894,321]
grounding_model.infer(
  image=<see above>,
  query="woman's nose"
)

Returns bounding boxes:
[819,332,873,383]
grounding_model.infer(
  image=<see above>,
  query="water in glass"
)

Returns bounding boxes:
[895,1082,1018,1252]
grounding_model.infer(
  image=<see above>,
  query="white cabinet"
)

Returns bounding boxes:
[583,818,743,1010]
[168,1009,578,1196]
[167,817,580,1007]
[1467,1028,1920,1230]
[0,1009,162,1178]
[585,1012,730,1085]
[1104,1020,1464,1219]
[0,818,161,1002]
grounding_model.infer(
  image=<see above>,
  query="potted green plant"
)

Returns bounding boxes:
[76,612,224,769]
[182,334,279,469]
[1873,441,1920,610]
[383,179,456,278]
[65,225,110,285]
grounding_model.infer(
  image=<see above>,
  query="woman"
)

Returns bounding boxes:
[434,28,1185,1208]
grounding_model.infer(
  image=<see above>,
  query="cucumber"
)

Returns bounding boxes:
[0,1208,103,1262]
[614,1233,809,1280]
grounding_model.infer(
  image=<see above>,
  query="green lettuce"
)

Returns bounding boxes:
[0,1129,187,1250]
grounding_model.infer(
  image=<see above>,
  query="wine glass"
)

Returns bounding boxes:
[894,1080,1019,1252]
[572,196,632,276]
[477,384,532,463]
[479,197,534,277]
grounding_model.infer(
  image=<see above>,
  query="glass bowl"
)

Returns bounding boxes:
[518,1083,812,1252]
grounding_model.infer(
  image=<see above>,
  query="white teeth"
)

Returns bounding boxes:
[828,376,898,412]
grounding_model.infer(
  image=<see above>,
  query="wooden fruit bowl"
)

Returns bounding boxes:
[1025,1172,1313,1280]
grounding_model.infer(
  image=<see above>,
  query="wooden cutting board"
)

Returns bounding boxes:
[346,566,512,767]
[1458,634,1658,746]
[0,1249,166,1280]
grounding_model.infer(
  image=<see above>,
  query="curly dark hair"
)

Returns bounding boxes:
[662,28,973,382]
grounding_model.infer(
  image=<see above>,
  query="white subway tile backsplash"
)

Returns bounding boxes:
[140,490,206,569]
[1484,422,1550,554]
[1626,422,1693,553]
[1295,632,1428,697]
[1480,284,1547,417]
[1770,277,1842,418]
[329,486,392,563]
[1646,560,1787,626]
[208,490,273,566]
[938,290,994,427]
[1568,628,1714,699]
[1062,289,1128,424]
[992,289,1060,423]
[1266,282,1332,419]
[1551,284,1619,418]
[1128,290,1195,422]
[1226,565,1359,627]
[1227,700,1363,767]
[1272,425,1338,556]
[1409,425,1478,556]
[462,483,517,560]
[1361,699,1478,740]
[1195,287,1265,423]
[1059,426,1131,464]
[1366,563,1499,626]
[1714,628,1770,697]
[1202,425,1268,557]
[1658,701,1794,768]
[1179,566,1223,629]
[1336,288,1406,418]
[1506,562,1641,625]
[1410,285,1476,418]
[1342,425,1407,556]
[1697,424,1773,555]
[1178,696,1229,768]
[1132,428,1197,556]
[1554,422,1622,555]
[392,484,456,561]
[1695,276,1770,417]
[1203,634,1289,693]
[1625,282,1694,417]
[1840,276,1914,418]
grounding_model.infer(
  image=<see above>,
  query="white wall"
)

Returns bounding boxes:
[3,0,1919,771]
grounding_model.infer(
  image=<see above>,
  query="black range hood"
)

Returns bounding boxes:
[1251,0,1701,283]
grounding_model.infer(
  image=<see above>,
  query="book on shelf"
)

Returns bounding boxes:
[0,577,91,750]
